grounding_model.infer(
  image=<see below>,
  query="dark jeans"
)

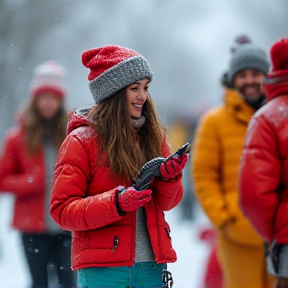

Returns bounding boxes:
[22,233,77,288]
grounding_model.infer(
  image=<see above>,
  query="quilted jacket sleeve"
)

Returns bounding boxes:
[192,112,229,228]
[152,139,184,211]
[0,128,43,196]
[239,116,280,243]
[50,132,122,232]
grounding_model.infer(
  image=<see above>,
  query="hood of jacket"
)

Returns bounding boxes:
[263,73,288,102]
[67,107,93,135]
[224,89,254,124]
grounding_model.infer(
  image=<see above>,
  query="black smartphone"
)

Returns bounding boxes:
[133,142,190,191]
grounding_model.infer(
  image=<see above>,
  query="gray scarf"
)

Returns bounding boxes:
[131,115,145,129]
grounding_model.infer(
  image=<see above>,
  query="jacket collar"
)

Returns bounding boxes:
[224,89,255,124]
[263,73,288,102]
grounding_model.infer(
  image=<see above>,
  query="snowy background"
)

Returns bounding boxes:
[1,0,288,135]
[1,0,288,287]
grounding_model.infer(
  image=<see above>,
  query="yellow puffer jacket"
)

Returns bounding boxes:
[192,89,262,246]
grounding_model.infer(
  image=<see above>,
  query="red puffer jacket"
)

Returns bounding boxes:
[0,127,46,232]
[50,109,183,270]
[239,90,288,244]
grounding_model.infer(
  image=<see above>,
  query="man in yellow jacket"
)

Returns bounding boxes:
[192,42,271,288]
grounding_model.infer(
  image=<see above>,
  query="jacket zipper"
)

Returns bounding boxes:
[112,236,119,252]
[131,210,136,263]
[153,201,161,261]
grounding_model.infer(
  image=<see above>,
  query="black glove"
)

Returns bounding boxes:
[133,143,190,191]
[271,240,283,274]
[133,157,164,191]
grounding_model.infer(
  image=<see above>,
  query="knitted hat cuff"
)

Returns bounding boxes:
[228,60,269,85]
[89,56,153,104]
[30,78,66,98]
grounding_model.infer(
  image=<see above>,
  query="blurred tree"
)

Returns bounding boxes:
[0,0,71,140]
[1,0,288,141]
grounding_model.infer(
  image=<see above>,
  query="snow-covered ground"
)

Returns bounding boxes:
[166,207,210,288]
[0,194,31,288]
[0,194,210,288]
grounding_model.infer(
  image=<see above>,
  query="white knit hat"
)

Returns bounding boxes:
[29,60,67,98]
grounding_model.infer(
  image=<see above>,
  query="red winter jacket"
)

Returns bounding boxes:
[50,110,183,270]
[0,127,46,232]
[239,85,288,243]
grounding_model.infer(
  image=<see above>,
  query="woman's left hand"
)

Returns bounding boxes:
[160,154,189,180]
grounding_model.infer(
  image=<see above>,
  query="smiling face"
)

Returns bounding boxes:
[125,78,150,119]
[233,69,265,105]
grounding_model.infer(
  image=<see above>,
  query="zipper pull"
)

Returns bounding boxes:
[112,236,119,252]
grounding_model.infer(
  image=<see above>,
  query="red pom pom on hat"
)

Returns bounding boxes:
[270,38,288,72]
[82,45,139,81]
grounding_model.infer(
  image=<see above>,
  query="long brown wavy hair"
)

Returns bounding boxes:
[88,88,165,181]
[22,98,68,154]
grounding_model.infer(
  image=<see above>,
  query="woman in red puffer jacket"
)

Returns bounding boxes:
[0,61,76,288]
[50,45,187,288]
[239,38,288,288]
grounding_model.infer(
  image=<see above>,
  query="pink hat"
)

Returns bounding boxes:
[30,60,67,98]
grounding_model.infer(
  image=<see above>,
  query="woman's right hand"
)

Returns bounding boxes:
[117,186,152,214]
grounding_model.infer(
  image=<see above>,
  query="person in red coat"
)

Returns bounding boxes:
[239,38,288,288]
[50,45,188,288]
[0,61,76,288]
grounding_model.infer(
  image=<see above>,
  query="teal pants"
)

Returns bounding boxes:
[78,262,167,288]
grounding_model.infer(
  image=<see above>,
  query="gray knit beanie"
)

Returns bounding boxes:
[228,43,269,86]
[82,45,153,104]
